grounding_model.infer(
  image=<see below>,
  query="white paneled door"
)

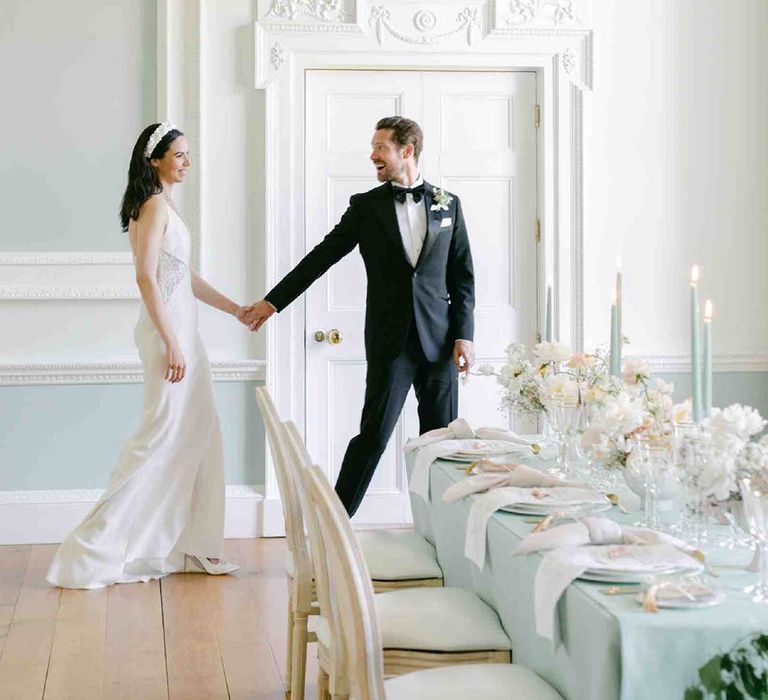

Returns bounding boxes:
[304,70,538,524]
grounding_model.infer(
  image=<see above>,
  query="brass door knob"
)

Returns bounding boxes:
[327,329,343,345]
[313,330,326,343]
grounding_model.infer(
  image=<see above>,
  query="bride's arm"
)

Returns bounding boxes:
[190,271,248,324]
[134,197,186,382]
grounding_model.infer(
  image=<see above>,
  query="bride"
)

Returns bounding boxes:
[47,123,247,589]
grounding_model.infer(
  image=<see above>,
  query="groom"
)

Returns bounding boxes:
[246,116,475,516]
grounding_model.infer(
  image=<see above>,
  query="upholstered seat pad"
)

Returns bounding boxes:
[356,530,442,581]
[383,663,563,700]
[284,530,442,582]
[312,588,511,653]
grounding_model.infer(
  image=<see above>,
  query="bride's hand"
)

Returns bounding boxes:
[234,305,251,326]
[165,340,187,383]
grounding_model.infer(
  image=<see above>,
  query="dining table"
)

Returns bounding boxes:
[405,444,768,700]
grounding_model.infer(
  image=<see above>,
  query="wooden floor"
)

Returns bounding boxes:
[0,538,315,699]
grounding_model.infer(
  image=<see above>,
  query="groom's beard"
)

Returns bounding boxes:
[376,159,406,183]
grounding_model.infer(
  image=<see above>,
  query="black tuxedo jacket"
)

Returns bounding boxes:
[265,181,475,364]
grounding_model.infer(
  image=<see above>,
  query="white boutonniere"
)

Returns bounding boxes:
[430,188,453,212]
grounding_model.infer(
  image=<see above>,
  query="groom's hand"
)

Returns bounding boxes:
[453,340,475,373]
[245,300,276,331]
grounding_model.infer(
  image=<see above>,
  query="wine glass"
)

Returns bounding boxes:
[738,476,768,602]
[546,397,583,480]
[629,435,675,530]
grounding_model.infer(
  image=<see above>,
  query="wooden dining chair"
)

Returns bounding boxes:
[255,386,443,698]
[284,425,515,697]
[255,387,318,699]
[302,462,564,700]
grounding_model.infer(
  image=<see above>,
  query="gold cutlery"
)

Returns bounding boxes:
[605,493,628,514]
[600,586,645,596]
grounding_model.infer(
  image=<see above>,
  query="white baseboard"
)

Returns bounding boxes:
[0,485,264,545]
[261,496,286,538]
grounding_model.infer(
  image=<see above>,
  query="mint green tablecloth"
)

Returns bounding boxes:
[405,452,768,700]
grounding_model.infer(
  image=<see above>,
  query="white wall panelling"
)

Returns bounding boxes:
[0,485,264,545]
[254,0,594,535]
[0,360,265,386]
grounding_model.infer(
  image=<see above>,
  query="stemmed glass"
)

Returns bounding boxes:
[546,397,583,480]
[738,476,768,602]
[629,435,675,530]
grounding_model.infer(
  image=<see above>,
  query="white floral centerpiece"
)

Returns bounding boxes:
[579,359,676,471]
[476,342,612,419]
[682,404,768,501]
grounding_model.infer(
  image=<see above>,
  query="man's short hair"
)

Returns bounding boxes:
[375,116,423,163]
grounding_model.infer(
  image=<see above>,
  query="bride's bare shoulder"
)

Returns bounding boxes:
[137,194,168,223]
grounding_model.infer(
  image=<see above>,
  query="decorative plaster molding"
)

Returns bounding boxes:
[0,359,266,386]
[369,5,481,46]
[561,47,576,73]
[271,42,287,70]
[0,485,263,505]
[0,286,139,300]
[632,353,768,374]
[505,0,580,26]
[266,0,347,22]
[0,252,133,266]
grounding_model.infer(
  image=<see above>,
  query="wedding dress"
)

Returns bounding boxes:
[47,204,225,589]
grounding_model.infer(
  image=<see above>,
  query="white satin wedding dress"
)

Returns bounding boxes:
[47,204,225,589]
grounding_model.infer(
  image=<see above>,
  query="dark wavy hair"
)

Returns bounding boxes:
[119,123,184,231]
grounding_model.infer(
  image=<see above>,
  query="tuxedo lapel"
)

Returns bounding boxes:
[372,183,413,268]
[417,181,442,268]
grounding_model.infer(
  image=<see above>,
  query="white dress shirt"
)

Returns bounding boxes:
[392,175,427,268]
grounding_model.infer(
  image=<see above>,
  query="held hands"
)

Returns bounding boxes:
[453,339,475,374]
[244,300,276,332]
[165,340,187,383]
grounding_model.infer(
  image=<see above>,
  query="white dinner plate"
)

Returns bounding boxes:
[634,589,726,609]
[578,565,698,584]
[441,452,520,463]
[499,502,611,517]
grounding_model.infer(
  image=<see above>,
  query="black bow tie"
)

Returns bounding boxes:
[393,184,425,204]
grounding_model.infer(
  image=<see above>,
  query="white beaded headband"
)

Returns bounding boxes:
[144,122,179,158]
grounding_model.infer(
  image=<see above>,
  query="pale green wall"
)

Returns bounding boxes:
[0,0,156,251]
[658,372,768,425]
[0,382,265,490]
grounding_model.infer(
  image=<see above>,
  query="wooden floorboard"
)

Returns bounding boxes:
[0,545,60,700]
[0,538,319,700]
[103,580,168,700]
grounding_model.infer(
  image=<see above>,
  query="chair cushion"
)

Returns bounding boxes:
[356,530,442,581]
[375,587,511,652]
[384,663,563,700]
[310,615,332,648]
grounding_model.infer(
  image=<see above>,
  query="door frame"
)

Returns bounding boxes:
[254,0,593,535]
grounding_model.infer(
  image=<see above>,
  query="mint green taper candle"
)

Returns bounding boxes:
[690,265,702,422]
[703,299,713,417]
[610,284,620,376]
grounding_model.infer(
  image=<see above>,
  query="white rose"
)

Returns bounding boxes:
[533,341,572,366]
[539,373,579,403]
[709,404,767,441]
[622,359,651,386]
[476,364,496,376]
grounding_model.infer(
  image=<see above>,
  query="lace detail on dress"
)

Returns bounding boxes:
[156,250,186,302]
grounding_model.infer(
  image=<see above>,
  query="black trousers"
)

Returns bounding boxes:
[334,325,458,516]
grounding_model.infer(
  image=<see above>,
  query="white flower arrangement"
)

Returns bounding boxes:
[580,363,675,471]
[430,187,453,211]
[677,404,768,501]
